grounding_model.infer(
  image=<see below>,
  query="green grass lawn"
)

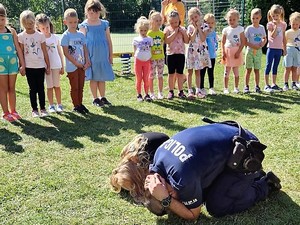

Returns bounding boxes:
[0,55,299,225]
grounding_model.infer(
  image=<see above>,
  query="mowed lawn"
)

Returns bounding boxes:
[0,33,299,224]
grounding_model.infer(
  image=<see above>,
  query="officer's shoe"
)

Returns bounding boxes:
[265,171,282,195]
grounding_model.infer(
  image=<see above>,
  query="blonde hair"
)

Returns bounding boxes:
[35,13,54,33]
[84,0,107,19]
[204,13,215,22]
[188,7,202,24]
[64,8,78,20]
[267,4,285,22]
[289,12,300,24]
[134,16,150,33]
[148,10,162,29]
[19,10,35,30]
[251,8,262,17]
[225,8,240,21]
[0,3,7,17]
[110,135,151,202]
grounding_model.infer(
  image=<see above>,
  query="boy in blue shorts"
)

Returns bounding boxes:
[244,8,267,94]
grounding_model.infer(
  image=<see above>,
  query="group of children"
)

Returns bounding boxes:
[1,1,300,122]
[0,0,114,122]
[133,4,300,102]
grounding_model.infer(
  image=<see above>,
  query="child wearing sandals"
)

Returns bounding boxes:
[186,7,211,99]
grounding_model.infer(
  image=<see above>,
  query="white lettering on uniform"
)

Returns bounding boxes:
[183,198,198,206]
[162,138,193,162]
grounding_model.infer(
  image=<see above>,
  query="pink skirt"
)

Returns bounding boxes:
[222,46,243,67]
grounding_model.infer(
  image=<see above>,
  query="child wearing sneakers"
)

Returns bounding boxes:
[164,10,189,99]
[186,7,211,99]
[243,8,267,94]
[147,10,165,100]
[61,8,90,114]
[133,16,153,102]
[221,9,245,94]
[0,4,25,122]
[264,4,287,92]
[36,14,65,113]
[202,13,218,95]
[18,10,50,117]
[282,12,300,91]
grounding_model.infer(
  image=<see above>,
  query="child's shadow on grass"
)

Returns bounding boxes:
[155,191,300,225]
[0,128,24,153]
[152,92,298,118]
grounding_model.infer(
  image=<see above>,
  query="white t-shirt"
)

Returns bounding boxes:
[18,31,46,68]
[133,36,153,61]
[222,25,244,48]
[46,34,62,69]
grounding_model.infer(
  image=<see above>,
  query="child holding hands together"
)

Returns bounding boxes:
[61,8,90,114]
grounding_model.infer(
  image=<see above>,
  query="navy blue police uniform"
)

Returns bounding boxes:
[149,123,269,217]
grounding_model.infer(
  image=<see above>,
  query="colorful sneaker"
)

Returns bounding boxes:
[283,83,289,91]
[200,88,207,96]
[150,93,157,100]
[243,85,250,94]
[187,92,196,100]
[271,84,283,92]
[56,104,63,113]
[197,92,206,98]
[101,97,112,106]
[223,88,230,94]
[291,83,299,90]
[2,112,15,122]
[144,94,152,102]
[208,88,216,95]
[178,91,187,99]
[11,111,21,120]
[167,91,174,100]
[157,92,164,99]
[80,104,89,113]
[264,85,274,93]
[48,105,56,113]
[40,109,48,117]
[255,86,262,93]
[32,110,39,118]
[233,87,239,94]
[137,94,143,102]
[93,98,104,107]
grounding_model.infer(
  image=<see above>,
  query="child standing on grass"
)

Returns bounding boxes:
[202,13,218,95]
[243,8,267,94]
[264,4,287,92]
[35,14,65,113]
[186,7,211,99]
[221,9,245,94]
[164,10,189,100]
[0,4,25,122]
[133,16,153,102]
[18,10,50,117]
[282,12,300,91]
[61,8,90,114]
[79,0,114,107]
[147,10,164,100]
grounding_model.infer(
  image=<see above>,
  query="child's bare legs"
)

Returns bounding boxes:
[284,67,291,83]
[254,69,260,87]
[149,77,154,95]
[168,73,175,91]
[224,67,231,93]
[195,70,200,90]
[47,88,54,106]
[244,68,252,87]
[176,73,183,91]
[158,77,163,94]
[0,75,9,114]
[187,69,193,94]
[54,87,62,105]
[233,67,239,92]
[90,80,99,99]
